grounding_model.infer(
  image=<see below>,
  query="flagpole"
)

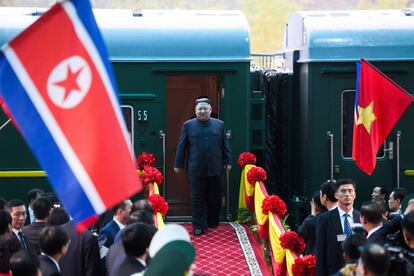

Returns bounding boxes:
[361,58,414,101]
[396,131,401,188]
[0,118,11,132]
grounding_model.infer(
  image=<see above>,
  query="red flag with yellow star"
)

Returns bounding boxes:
[352,59,413,175]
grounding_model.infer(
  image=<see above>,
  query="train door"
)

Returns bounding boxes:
[165,75,220,220]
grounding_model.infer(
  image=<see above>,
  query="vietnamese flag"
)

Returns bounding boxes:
[352,59,413,175]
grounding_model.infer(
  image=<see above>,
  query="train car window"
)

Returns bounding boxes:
[341,90,384,158]
[121,105,134,152]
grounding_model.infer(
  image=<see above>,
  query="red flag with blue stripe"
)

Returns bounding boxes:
[0,0,142,229]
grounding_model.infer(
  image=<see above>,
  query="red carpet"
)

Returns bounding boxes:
[183,222,269,276]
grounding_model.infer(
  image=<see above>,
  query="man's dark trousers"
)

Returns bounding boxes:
[189,175,221,231]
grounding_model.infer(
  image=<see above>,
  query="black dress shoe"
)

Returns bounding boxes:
[194,229,203,236]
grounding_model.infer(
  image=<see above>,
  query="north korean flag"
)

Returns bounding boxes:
[0,0,142,229]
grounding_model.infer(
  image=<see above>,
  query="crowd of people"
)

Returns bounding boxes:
[0,189,198,276]
[298,179,414,276]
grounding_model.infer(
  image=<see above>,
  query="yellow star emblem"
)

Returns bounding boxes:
[357,101,377,134]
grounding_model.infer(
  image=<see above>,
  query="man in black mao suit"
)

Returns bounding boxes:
[316,179,360,276]
[174,97,232,235]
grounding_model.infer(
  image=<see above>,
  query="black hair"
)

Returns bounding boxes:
[360,244,390,276]
[0,210,12,235]
[341,233,366,261]
[27,189,44,203]
[131,199,153,214]
[33,197,52,220]
[5,199,25,211]
[0,197,6,210]
[112,200,131,215]
[360,201,385,224]
[129,210,154,225]
[122,222,157,257]
[320,180,337,202]
[39,226,69,256]
[335,179,356,192]
[9,250,40,276]
[0,235,21,273]
[312,190,327,213]
[378,186,390,199]
[47,208,70,226]
[401,212,414,239]
[391,188,407,202]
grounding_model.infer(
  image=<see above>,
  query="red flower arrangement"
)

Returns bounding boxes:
[246,166,267,186]
[237,152,257,169]
[141,165,163,185]
[280,231,306,255]
[148,194,169,216]
[262,195,287,218]
[292,255,316,276]
[137,152,156,169]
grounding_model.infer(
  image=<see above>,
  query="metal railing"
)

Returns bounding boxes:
[251,52,284,69]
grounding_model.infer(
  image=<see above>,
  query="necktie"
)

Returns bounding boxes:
[18,231,28,250]
[343,213,352,236]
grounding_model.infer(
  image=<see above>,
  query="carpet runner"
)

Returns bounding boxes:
[182,222,269,276]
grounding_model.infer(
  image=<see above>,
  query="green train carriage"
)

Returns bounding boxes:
[1,7,414,225]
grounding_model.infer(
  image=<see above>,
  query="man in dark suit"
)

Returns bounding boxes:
[99,200,132,248]
[26,189,44,225]
[174,97,232,236]
[298,191,327,255]
[39,226,69,276]
[316,179,360,276]
[359,201,388,245]
[22,197,52,254]
[112,222,157,276]
[5,199,31,252]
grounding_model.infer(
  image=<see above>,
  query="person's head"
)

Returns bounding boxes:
[9,250,41,276]
[32,197,52,221]
[0,198,6,210]
[335,179,356,210]
[129,210,154,225]
[320,180,338,207]
[312,190,327,215]
[27,189,44,208]
[121,222,157,258]
[342,233,366,262]
[5,199,27,230]
[360,201,384,229]
[113,199,132,225]
[131,199,153,214]
[388,188,407,212]
[38,226,69,258]
[401,212,414,249]
[47,207,70,226]
[371,186,388,203]
[194,97,212,122]
[0,234,21,273]
[356,244,390,276]
[0,210,12,235]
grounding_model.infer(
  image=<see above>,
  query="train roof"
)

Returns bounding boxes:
[0,8,250,62]
[285,10,414,63]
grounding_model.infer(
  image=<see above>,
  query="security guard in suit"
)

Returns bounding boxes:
[174,97,232,236]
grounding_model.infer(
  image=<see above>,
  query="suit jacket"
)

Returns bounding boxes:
[59,222,101,276]
[39,255,61,276]
[174,118,232,177]
[112,256,146,276]
[316,207,360,276]
[367,226,388,245]
[12,230,31,252]
[99,220,121,248]
[22,221,46,254]
[297,215,317,255]
[106,241,125,276]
